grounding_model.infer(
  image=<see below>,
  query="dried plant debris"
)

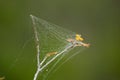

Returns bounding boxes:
[0,76,5,80]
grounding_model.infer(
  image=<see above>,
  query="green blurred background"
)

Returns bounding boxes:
[0,0,120,80]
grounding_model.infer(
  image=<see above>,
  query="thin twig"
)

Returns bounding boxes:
[39,44,73,71]
[40,56,47,66]
[30,15,41,80]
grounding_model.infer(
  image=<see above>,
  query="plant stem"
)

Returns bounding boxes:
[39,44,73,71]
[33,44,73,80]
[33,68,40,80]
[30,14,41,80]
[40,56,47,66]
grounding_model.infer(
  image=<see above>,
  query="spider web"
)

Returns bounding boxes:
[31,15,76,59]
[31,15,87,80]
